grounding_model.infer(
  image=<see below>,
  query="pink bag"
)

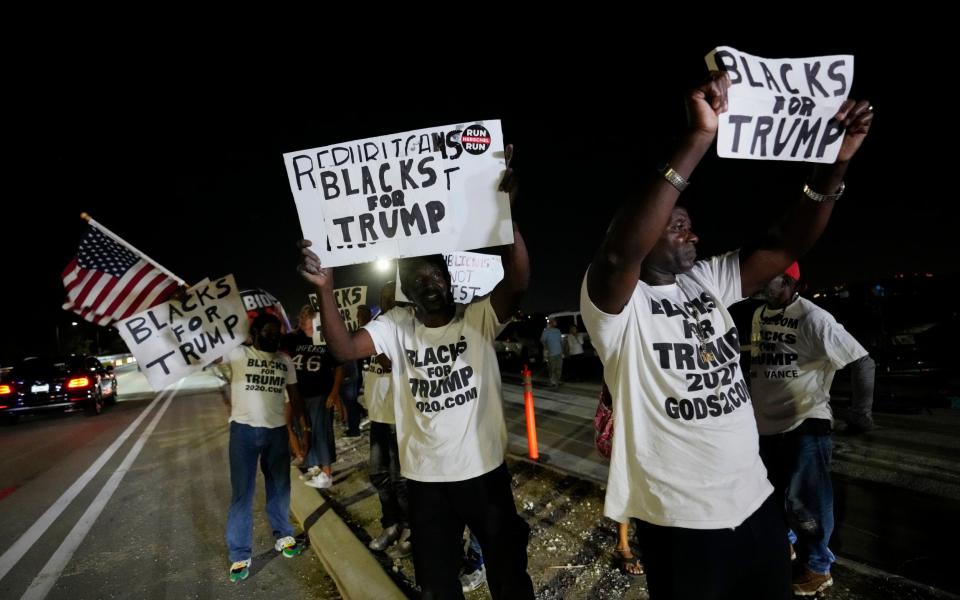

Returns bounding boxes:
[594,384,614,459]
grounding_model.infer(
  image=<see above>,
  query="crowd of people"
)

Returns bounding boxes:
[222,69,874,599]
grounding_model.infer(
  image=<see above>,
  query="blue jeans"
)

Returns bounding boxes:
[369,421,407,528]
[463,529,484,572]
[305,396,336,468]
[760,425,836,574]
[225,422,294,562]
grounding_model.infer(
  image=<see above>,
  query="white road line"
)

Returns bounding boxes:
[0,390,169,582]
[21,381,181,600]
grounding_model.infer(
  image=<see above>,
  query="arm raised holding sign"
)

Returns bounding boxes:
[586,73,730,312]
[489,144,530,322]
[586,72,874,308]
[299,144,529,356]
[738,97,873,296]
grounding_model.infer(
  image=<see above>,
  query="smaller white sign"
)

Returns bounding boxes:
[395,251,504,305]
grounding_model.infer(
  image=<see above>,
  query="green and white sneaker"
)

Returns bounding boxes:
[275,536,303,557]
[229,559,251,582]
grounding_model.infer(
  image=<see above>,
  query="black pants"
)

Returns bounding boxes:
[406,463,534,600]
[368,421,408,529]
[633,492,792,600]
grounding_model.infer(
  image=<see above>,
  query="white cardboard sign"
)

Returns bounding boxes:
[706,47,853,162]
[284,121,514,266]
[118,275,248,390]
[394,251,504,305]
[307,285,368,345]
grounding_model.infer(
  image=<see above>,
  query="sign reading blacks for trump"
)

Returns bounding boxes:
[118,275,249,390]
[705,47,853,163]
[283,121,514,267]
[308,286,367,345]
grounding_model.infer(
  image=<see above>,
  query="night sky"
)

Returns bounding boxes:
[2,37,952,363]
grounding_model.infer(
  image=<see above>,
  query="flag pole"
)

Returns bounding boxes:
[80,212,186,286]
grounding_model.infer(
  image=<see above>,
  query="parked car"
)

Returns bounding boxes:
[494,314,547,371]
[0,355,117,424]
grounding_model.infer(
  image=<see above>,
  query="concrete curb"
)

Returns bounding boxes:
[835,557,960,600]
[288,466,406,600]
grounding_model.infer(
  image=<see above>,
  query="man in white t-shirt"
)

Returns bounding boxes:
[751,262,875,596]
[223,313,306,583]
[298,145,534,600]
[580,72,874,599]
[360,281,412,555]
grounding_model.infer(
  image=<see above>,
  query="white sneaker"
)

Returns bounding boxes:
[305,471,333,489]
[229,559,251,582]
[460,565,486,593]
[300,466,322,481]
[274,536,303,557]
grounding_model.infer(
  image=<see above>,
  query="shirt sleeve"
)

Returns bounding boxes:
[808,308,868,369]
[363,309,401,360]
[280,353,298,385]
[465,295,506,340]
[579,269,630,366]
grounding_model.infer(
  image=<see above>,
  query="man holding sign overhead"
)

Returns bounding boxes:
[297,144,534,600]
[580,64,873,599]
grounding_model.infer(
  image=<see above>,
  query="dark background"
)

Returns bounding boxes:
[2,35,952,362]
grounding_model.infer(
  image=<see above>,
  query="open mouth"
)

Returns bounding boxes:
[422,288,444,302]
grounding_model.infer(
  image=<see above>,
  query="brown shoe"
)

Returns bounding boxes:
[792,566,833,596]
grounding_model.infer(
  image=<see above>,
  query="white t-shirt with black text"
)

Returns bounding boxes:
[228,344,297,429]
[363,297,507,482]
[750,296,867,435]
[580,251,772,529]
[362,317,396,424]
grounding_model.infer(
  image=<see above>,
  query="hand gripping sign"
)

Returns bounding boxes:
[705,47,853,163]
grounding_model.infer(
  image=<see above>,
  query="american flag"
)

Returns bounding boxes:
[62,225,181,326]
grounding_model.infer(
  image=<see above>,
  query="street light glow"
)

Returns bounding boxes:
[375,258,392,273]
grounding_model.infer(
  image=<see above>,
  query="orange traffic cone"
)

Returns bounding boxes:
[522,364,539,461]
